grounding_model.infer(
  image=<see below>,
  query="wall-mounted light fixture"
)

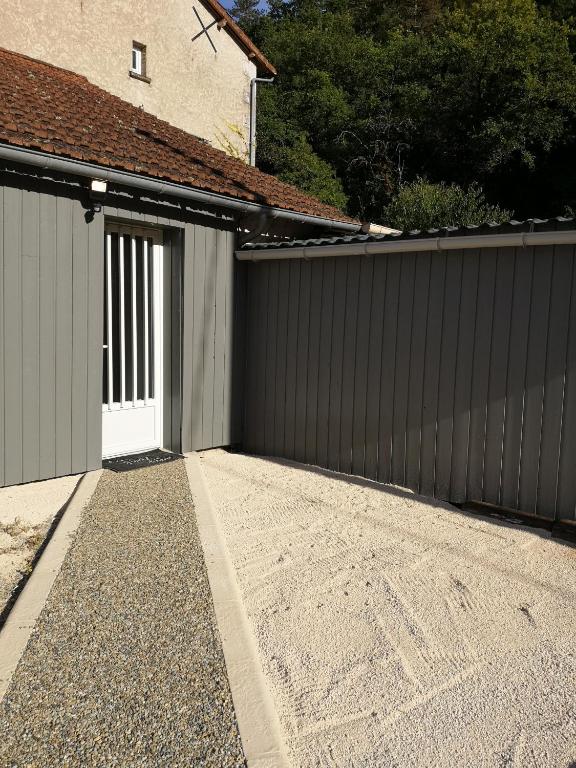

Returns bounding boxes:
[89,178,108,213]
[85,178,108,221]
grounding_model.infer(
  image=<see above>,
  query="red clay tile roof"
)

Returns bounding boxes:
[200,0,277,76]
[0,47,357,225]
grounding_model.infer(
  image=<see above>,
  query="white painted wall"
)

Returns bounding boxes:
[0,0,257,159]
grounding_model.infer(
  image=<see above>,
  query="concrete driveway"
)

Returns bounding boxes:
[200,450,576,768]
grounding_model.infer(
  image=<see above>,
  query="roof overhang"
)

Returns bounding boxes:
[0,142,360,234]
[199,0,277,76]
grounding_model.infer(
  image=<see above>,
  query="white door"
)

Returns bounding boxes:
[102,226,163,458]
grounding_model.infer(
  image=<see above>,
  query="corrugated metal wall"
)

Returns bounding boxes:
[0,185,104,487]
[243,245,576,522]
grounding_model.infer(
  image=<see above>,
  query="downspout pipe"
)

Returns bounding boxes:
[0,142,361,234]
[237,229,576,261]
[249,77,274,167]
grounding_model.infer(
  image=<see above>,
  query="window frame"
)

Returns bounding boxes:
[129,41,150,83]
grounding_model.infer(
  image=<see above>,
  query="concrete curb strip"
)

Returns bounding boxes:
[0,469,103,702]
[185,453,290,768]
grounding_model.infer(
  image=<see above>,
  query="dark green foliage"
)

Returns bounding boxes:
[246,0,576,222]
[383,179,512,230]
[229,0,262,30]
[539,0,576,22]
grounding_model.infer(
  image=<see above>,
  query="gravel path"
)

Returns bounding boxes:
[0,460,245,768]
[200,449,576,768]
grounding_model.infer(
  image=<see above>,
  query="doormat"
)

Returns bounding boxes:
[103,449,183,473]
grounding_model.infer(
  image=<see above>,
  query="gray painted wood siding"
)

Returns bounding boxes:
[243,246,576,522]
[0,189,240,487]
[1,187,104,487]
[180,225,240,453]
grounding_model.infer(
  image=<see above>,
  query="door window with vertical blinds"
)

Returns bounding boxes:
[102,227,163,458]
[103,232,156,407]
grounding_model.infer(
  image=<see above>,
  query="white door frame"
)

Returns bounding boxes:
[102,224,163,458]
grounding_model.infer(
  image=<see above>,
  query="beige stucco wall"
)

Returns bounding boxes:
[0,0,257,159]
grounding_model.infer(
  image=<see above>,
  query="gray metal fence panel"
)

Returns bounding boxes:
[243,244,576,522]
[274,260,290,458]
[557,254,576,519]
[264,261,278,457]
[483,248,514,505]
[379,254,401,485]
[467,249,496,503]
[539,245,573,515]
[317,260,335,469]
[365,256,386,480]
[419,251,446,498]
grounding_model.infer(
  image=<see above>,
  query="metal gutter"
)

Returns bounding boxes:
[249,77,274,167]
[0,143,361,234]
[237,229,576,261]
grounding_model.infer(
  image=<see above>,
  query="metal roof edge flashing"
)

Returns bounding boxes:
[0,143,361,234]
[237,228,576,261]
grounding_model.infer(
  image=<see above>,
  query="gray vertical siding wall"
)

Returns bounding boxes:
[0,185,104,487]
[0,186,241,488]
[181,225,242,453]
[243,245,576,522]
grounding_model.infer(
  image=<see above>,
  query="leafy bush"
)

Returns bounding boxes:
[383,179,512,231]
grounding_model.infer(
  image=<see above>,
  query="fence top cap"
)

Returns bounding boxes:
[241,216,574,254]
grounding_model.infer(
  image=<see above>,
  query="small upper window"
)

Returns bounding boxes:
[130,42,148,80]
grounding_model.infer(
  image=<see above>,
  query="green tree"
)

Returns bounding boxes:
[538,0,576,22]
[250,0,576,221]
[229,0,262,30]
[253,6,390,214]
[256,85,348,208]
[383,178,512,230]
[275,136,349,209]
[400,0,576,185]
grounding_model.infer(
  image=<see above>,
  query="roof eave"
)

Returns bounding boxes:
[0,141,359,233]
[199,0,277,76]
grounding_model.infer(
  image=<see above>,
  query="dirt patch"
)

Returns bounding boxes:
[200,449,576,768]
[0,475,79,617]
